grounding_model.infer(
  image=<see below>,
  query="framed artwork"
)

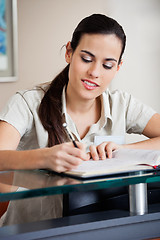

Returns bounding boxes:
[0,0,18,82]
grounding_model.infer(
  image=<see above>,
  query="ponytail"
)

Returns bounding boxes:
[39,65,69,147]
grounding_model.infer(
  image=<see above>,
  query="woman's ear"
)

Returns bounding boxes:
[65,42,73,64]
[117,59,123,71]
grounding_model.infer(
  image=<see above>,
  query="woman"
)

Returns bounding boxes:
[0,14,160,225]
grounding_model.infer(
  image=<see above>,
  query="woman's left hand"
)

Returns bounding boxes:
[89,141,123,160]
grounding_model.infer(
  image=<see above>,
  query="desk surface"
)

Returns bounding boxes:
[0,169,160,202]
[1,169,160,240]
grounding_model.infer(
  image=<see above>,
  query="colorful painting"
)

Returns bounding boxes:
[0,0,7,71]
[0,0,17,82]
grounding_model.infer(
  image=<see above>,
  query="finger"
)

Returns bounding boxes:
[89,144,99,160]
[105,142,115,159]
[65,142,88,161]
[106,142,122,158]
[60,142,89,161]
[48,144,83,171]
[71,148,89,161]
[57,151,83,167]
[96,143,107,160]
[51,159,70,173]
[76,141,86,152]
[53,155,82,172]
[86,152,91,160]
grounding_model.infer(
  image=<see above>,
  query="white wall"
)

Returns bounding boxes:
[105,0,160,143]
[0,0,105,110]
[107,0,160,111]
[0,0,160,143]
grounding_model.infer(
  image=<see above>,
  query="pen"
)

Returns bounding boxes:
[63,123,79,148]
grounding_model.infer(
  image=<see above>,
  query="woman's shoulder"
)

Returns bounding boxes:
[104,88,131,102]
[16,82,50,102]
[4,82,51,113]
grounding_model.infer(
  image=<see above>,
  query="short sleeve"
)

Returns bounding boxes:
[125,93,156,134]
[0,93,33,137]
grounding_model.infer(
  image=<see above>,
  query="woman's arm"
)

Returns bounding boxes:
[124,113,160,149]
[89,113,160,160]
[0,121,21,150]
[0,120,46,170]
[0,121,89,171]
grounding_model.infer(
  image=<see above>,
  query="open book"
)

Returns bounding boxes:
[64,149,160,179]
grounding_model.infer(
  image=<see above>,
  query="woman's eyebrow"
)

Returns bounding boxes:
[106,58,117,62]
[81,50,117,62]
[81,50,94,57]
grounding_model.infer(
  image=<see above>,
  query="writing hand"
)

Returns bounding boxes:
[42,142,89,172]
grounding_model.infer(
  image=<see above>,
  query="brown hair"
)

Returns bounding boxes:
[39,65,69,146]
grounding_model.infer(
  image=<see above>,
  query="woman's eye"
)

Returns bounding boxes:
[81,56,92,63]
[103,63,113,70]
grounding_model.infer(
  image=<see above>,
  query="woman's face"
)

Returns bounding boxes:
[65,33,122,101]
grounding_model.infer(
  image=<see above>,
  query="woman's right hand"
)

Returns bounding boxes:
[42,142,89,172]
[0,121,89,172]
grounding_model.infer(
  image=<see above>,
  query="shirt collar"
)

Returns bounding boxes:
[62,86,81,141]
[102,89,112,121]
[61,86,71,126]
[62,87,112,118]
[62,86,113,138]
[62,86,67,116]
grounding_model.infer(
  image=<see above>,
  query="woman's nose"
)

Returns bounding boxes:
[87,62,100,78]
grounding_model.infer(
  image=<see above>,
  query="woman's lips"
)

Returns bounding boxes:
[81,79,99,90]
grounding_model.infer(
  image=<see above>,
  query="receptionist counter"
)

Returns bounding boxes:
[0,168,160,202]
[0,169,160,240]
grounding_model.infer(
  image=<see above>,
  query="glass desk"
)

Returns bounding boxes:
[0,169,160,215]
[1,169,160,240]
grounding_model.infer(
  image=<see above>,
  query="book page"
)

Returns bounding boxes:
[112,149,160,165]
[66,149,160,177]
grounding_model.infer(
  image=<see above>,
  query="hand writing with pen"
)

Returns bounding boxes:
[41,123,119,173]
